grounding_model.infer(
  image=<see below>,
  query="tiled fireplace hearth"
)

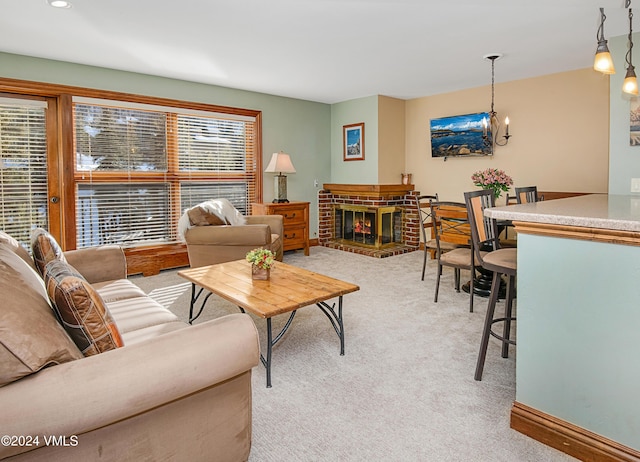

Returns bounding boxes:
[318,184,420,258]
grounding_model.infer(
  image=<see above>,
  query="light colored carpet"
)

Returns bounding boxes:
[131,246,576,462]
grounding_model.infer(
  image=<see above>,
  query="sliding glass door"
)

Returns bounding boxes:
[0,95,53,249]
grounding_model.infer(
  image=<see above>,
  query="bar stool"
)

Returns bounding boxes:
[464,189,517,381]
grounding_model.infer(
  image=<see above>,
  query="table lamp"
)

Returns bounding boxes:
[264,151,296,203]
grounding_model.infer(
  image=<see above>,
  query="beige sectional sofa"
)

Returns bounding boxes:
[0,231,259,461]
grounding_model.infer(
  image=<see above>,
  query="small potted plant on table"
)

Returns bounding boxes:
[246,248,275,280]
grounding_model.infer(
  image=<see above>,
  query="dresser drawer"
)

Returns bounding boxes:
[251,201,309,256]
[283,225,306,249]
[277,207,305,226]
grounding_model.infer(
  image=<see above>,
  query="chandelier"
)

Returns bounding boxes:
[482,53,511,148]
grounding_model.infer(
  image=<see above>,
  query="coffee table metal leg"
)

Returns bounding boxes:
[188,283,213,325]
[316,295,345,355]
[258,311,297,388]
[265,318,273,387]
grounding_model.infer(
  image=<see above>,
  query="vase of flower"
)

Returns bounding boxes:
[251,264,270,280]
[246,248,275,281]
[471,168,513,200]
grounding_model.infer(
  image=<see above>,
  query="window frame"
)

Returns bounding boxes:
[0,77,263,272]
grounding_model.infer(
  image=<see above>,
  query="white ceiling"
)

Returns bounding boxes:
[0,0,633,104]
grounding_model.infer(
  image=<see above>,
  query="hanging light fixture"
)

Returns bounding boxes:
[483,53,511,148]
[594,8,616,74]
[624,6,639,95]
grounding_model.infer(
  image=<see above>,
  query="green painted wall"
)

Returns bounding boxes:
[609,33,640,194]
[330,96,379,184]
[516,232,640,450]
[0,52,331,239]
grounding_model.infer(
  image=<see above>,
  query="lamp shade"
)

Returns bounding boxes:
[594,50,616,74]
[264,152,296,174]
[623,67,639,95]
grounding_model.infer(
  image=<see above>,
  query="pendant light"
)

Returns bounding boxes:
[624,7,639,95]
[594,8,616,74]
[483,53,511,148]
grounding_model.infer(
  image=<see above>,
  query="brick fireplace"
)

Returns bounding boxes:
[318,184,420,258]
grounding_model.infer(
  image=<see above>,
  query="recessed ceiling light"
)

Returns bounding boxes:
[47,0,72,8]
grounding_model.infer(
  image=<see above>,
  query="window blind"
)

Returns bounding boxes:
[0,99,48,249]
[73,99,258,248]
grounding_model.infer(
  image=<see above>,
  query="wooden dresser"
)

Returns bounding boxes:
[252,201,309,256]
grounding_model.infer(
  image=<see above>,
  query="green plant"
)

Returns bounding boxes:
[246,248,275,270]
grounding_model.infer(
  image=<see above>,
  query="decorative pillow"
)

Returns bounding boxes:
[44,260,124,356]
[0,244,82,387]
[187,206,228,227]
[31,228,66,277]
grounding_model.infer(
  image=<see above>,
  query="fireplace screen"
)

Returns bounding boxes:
[335,205,402,248]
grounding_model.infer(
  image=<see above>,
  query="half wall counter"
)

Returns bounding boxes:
[486,194,640,461]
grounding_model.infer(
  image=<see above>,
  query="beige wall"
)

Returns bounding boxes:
[378,95,406,183]
[405,68,610,204]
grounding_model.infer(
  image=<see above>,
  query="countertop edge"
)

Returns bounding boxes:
[485,194,640,233]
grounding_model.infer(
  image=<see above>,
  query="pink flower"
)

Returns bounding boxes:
[471,168,513,199]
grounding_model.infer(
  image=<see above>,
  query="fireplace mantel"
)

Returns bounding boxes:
[322,184,414,198]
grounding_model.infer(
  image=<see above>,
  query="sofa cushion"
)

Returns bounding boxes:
[92,279,147,303]
[107,296,180,334]
[0,243,83,387]
[120,320,187,345]
[44,260,124,356]
[31,228,66,277]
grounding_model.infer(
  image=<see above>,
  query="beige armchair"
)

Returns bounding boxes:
[183,212,284,268]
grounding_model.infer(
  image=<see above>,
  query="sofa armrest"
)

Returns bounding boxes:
[63,246,127,284]
[0,313,259,460]
[246,214,284,237]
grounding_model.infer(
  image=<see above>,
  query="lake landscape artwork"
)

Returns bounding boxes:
[430,112,492,157]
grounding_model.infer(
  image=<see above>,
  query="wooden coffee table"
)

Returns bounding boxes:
[177,259,360,387]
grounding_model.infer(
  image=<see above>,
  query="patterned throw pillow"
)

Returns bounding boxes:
[31,228,66,277]
[44,260,124,356]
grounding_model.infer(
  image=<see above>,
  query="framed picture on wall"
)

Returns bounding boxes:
[631,99,640,146]
[343,122,365,161]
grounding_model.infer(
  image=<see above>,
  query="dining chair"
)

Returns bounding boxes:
[514,186,543,204]
[415,194,440,280]
[505,194,518,206]
[430,201,486,313]
[464,189,517,381]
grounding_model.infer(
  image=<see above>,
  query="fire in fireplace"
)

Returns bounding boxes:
[335,205,402,248]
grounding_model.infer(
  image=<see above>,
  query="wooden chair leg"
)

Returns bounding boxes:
[475,271,501,381]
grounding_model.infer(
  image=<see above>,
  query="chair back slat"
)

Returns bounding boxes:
[515,186,539,204]
[464,190,501,264]
[415,194,439,241]
[430,202,471,247]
